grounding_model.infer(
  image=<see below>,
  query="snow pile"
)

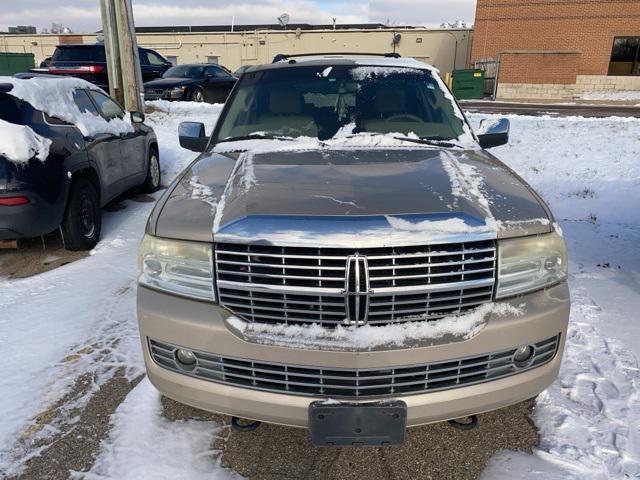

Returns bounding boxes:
[145,100,223,186]
[578,90,640,102]
[1,76,133,137]
[0,118,51,164]
[227,302,524,351]
[85,378,236,480]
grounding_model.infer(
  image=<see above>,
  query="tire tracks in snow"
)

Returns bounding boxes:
[1,279,145,478]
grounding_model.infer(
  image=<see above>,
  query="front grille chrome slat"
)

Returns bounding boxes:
[215,240,496,327]
[149,335,560,398]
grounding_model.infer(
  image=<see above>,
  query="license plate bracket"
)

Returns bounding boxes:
[308,400,407,447]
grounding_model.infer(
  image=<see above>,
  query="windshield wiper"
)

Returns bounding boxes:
[391,136,460,148]
[215,133,294,144]
[342,132,460,148]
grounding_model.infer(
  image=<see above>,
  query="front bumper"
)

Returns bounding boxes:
[137,282,570,428]
[144,89,187,101]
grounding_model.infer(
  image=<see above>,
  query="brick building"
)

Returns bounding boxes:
[471,0,640,99]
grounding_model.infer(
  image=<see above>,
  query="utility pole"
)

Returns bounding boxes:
[100,0,144,112]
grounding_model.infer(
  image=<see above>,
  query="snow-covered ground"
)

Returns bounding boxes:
[578,90,640,102]
[472,114,640,479]
[1,102,640,479]
[144,100,223,186]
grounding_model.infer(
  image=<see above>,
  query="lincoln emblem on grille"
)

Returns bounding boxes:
[343,255,371,326]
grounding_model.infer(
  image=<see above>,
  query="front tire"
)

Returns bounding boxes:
[60,178,101,251]
[190,88,204,103]
[141,149,161,193]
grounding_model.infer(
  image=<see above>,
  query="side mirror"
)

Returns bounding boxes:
[131,111,145,124]
[179,121,208,152]
[476,118,510,149]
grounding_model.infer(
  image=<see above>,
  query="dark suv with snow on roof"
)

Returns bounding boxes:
[0,75,160,250]
[137,54,570,446]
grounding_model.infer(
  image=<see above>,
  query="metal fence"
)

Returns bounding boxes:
[473,58,499,98]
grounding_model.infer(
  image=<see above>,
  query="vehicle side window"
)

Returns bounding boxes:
[88,91,125,121]
[206,66,230,78]
[145,50,167,66]
[73,90,99,116]
[138,49,150,65]
[0,94,23,123]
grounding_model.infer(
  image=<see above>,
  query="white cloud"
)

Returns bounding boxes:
[368,0,476,26]
[0,0,476,33]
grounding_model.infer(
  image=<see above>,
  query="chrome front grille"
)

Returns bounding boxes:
[144,88,165,100]
[215,240,496,327]
[149,335,559,398]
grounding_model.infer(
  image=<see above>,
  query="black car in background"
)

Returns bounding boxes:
[144,64,237,103]
[41,44,172,89]
[0,77,160,250]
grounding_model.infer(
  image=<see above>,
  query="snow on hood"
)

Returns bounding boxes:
[0,76,133,137]
[227,302,524,351]
[0,118,51,164]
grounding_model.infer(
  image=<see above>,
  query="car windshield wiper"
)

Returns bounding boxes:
[342,132,460,148]
[390,136,460,148]
[215,133,294,144]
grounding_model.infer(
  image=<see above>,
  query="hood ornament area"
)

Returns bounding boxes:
[343,254,371,326]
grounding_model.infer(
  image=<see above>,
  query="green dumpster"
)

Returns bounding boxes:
[451,69,485,100]
[0,52,35,76]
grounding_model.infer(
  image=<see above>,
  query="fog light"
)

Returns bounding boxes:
[513,345,534,365]
[175,348,197,367]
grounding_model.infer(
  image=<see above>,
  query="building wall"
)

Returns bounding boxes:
[499,51,581,84]
[0,28,472,75]
[471,0,640,98]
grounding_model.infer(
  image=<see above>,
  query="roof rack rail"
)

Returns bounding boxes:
[272,52,401,63]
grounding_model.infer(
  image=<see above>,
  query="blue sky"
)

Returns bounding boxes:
[1,0,476,33]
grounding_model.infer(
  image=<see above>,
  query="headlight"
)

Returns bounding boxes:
[138,235,215,301]
[169,86,187,99]
[496,232,567,299]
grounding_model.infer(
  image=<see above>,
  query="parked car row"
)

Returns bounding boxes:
[34,43,241,105]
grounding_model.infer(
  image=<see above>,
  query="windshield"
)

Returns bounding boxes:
[163,65,205,79]
[215,64,466,143]
[52,46,105,63]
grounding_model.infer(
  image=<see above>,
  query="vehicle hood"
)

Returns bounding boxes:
[153,148,553,246]
[143,77,198,88]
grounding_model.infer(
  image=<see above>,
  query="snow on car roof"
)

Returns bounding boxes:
[0,75,133,137]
